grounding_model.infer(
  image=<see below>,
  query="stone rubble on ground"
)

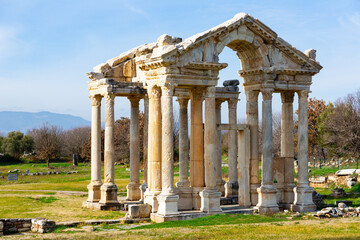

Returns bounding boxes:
[314,203,360,218]
[31,218,56,233]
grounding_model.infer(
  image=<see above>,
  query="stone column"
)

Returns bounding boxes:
[255,89,279,214]
[157,84,179,216]
[215,99,226,195]
[189,87,204,210]
[86,95,102,204]
[126,96,142,201]
[238,127,251,207]
[99,93,120,209]
[144,86,162,212]
[245,90,260,206]
[281,92,295,208]
[291,90,316,212]
[225,98,239,198]
[140,96,149,201]
[176,97,190,188]
[200,86,222,213]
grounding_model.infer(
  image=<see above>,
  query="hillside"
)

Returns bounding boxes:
[0,111,91,134]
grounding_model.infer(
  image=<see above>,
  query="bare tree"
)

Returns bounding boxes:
[30,123,62,168]
[61,127,91,158]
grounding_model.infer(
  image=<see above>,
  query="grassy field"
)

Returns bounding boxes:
[1,160,360,239]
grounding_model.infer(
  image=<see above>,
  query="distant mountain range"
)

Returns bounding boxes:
[0,111,91,134]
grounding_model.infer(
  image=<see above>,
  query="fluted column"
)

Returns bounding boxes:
[140,96,149,202]
[245,90,260,206]
[225,98,239,198]
[127,96,142,201]
[190,87,204,210]
[255,89,279,214]
[157,84,179,216]
[144,86,162,212]
[99,93,120,209]
[291,90,316,212]
[176,97,190,188]
[281,92,295,208]
[86,95,102,204]
[215,99,226,195]
[200,86,222,213]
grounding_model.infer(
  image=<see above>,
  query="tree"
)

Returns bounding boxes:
[61,127,91,158]
[2,131,34,159]
[30,124,62,168]
[320,90,360,158]
[295,97,327,158]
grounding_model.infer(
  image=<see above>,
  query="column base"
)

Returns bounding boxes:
[98,183,120,210]
[216,179,226,196]
[200,188,222,213]
[192,187,203,210]
[250,184,259,206]
[254,185,279,215]
[282,183,296,209]
[126,182,141,201]
[144,190,161,213]
[86,181,102,203]
[175,180,190,188]
[291,185,316,212]
[177,187,193,210]
[157,193,179,216]
[225,181,238,198]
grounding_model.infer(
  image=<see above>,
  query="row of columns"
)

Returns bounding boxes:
[246,88,315,214]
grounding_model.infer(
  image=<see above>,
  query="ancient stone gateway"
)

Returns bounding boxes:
[83,13,322,220]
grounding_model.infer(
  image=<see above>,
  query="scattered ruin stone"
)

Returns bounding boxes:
[329,188,346,198]
[125,204,152,219]
[31,218,56,233]
[335,200,353,206]
[312,191,326,209]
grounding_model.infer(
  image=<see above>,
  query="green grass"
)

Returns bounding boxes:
[135,214,288,230]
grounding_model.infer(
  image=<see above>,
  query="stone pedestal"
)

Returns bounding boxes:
[99,183,120,210]
[177,187,193,210]
[255,185,279,214]
[200,189,222,213]
[291,186,316,212]
[157,194,180,216]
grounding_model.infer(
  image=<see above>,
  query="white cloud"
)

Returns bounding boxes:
[0,26,29,60]
[349,12,360,27]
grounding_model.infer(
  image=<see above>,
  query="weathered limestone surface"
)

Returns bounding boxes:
[86,13,322,219]
[225,98,239,198]
[86,95,102,204]
[127,96,142,201]
[255,89,279,214]
[144,85,162,212]
[292,91,316,212]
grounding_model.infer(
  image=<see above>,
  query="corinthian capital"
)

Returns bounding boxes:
[261,89,273,101]
[90,95,102,107]
[205,86,216,98]
[128,96,142,108]
[104,93,115,106]
[147,85,161,100]
[297,90,310,101]
[161,84,175,97]
[281,92,295,103]
[245,90,259,102]
[189,87,204,101]
[177,97,189,108]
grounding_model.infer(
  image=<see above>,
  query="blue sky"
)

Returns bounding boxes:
[0,0,359,122]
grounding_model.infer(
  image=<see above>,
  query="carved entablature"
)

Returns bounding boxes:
[88,13,322,93]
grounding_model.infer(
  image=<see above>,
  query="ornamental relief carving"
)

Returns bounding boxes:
[261,89,273,101]
[90,95,102,107]
[297,90,310,100]
[148,85,161,99]
[161,84,175,97]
